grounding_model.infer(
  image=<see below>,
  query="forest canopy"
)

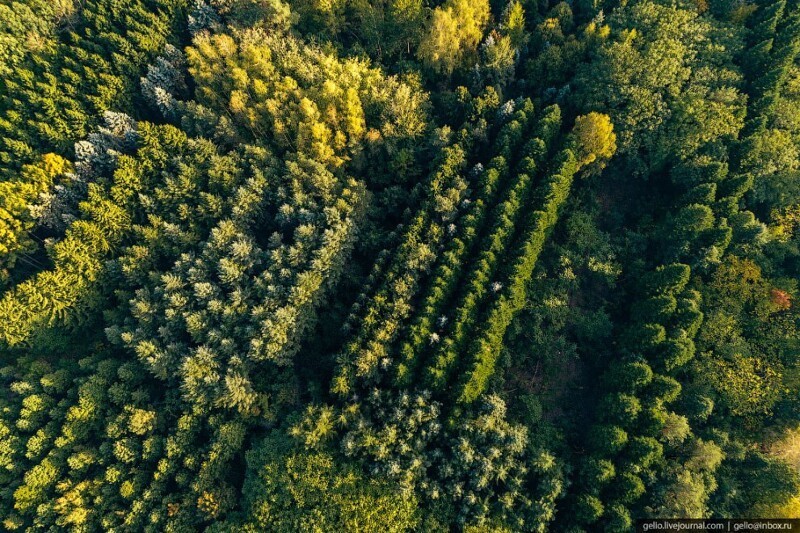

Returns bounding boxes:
[0,0,799,531]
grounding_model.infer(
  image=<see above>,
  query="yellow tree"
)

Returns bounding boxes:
[571,112,617,175]
[417,0,490,74]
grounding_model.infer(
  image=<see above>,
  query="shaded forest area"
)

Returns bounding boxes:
[0,0,799,530]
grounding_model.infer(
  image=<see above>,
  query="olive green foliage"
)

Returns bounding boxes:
[238,433,419,532]
[1,0,799,530]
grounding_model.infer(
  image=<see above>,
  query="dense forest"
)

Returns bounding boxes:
[0,0,799,530]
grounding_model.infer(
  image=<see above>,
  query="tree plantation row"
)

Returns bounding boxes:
[0,0,799,531]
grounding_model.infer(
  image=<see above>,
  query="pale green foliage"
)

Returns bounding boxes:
[340,391,532,527]
[240,433,419,532]
[575,1,745,172]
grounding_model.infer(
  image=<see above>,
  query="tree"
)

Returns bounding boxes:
[417,0,490,74]
[0,154,71,285]
[571,112,617,175]
[239,433,419,532]
[574,1,745,174]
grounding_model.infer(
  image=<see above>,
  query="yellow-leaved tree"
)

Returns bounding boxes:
[572,112,617,175]
[417,0,490,74]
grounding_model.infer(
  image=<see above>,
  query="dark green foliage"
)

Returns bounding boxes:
[1,0,799,529]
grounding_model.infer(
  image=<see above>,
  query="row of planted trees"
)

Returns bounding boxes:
[0,2,433,527]
[563,0,800,529]
[300,79,618,527]
[3,0,798,530]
